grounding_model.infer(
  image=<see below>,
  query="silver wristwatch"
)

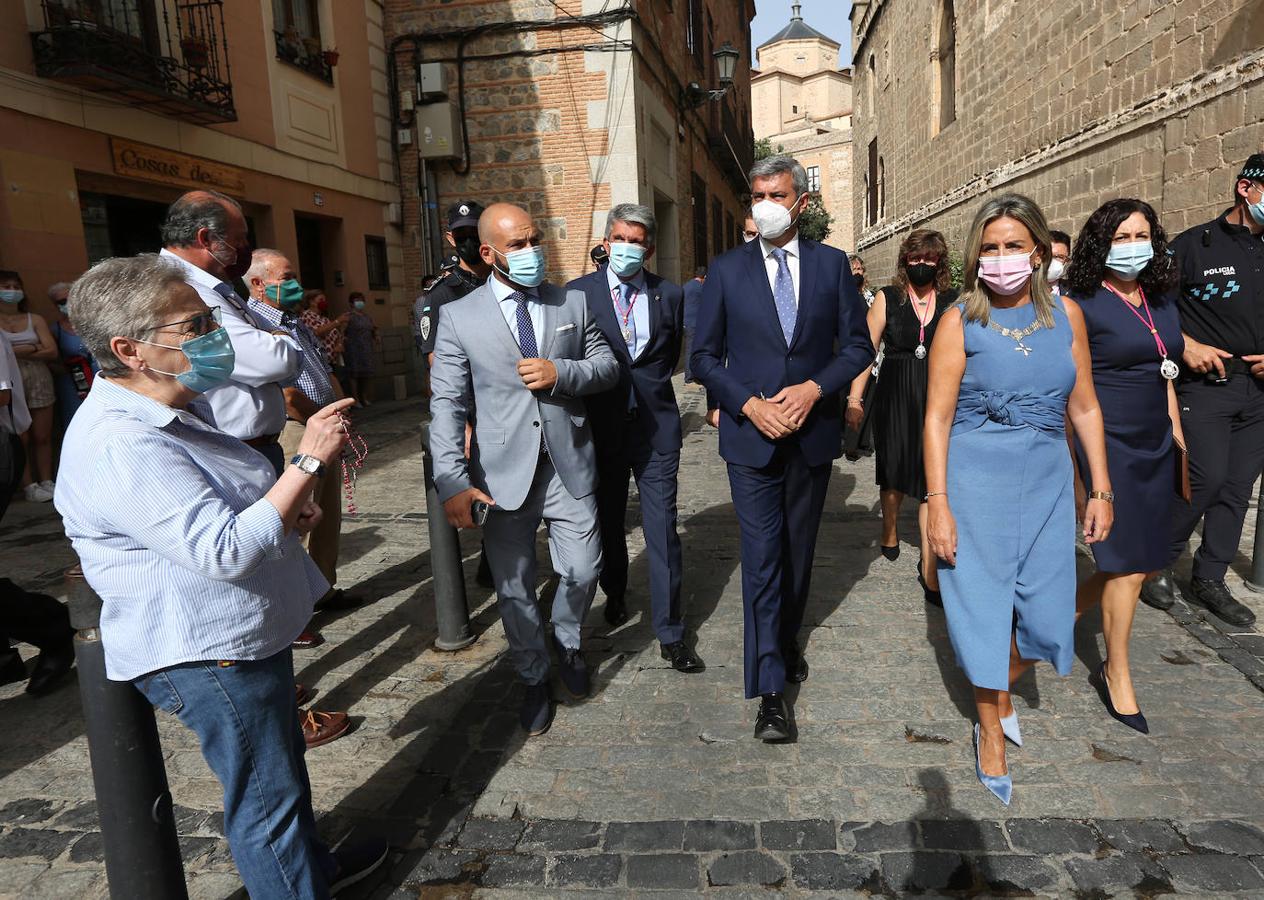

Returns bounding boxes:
[290,454,325,477]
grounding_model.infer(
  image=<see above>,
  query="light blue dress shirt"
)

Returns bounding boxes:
[488,274,544,354]
[54,376,327,681]
[605,265,650,360]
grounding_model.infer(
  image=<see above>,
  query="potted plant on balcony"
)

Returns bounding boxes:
[321,47,340,66]
[302,35,321,59]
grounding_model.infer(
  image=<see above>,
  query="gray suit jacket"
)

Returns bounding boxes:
[429,279,620,512]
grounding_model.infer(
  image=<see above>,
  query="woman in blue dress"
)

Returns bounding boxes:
[1059,198,1183,734]
[924,195,1114,805]
[48,283,98,426]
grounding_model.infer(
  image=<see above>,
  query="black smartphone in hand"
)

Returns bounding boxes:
[471,500,490,527]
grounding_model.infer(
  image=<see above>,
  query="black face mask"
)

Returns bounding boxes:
[454,236,483,268]
[224,243,253,280]
[906,263,936,287]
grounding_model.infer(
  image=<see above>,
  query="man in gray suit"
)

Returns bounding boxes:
[430,202,620,735]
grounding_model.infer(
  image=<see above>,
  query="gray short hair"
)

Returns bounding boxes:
[604,203,657,248]
[748,155,808,196]
[161,190,243,248]
[47,282,72,301]
[244,248,287,288]
[68,255,190,377]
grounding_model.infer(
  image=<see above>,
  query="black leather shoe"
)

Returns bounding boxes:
[754,693,790,742]
[783,644,809,683]
[880,544,900,561]
[1188,577,1257,627]
[603,594,628,627]
[0,652,26,687]
[552,636,590,698]
[918,565,943,608]
[660,641,705,673]
[520,682,553,736]
[1139,569,1176,611]
[26,646,74,697]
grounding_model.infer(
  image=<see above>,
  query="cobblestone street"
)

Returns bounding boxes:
[2,385,1264,897]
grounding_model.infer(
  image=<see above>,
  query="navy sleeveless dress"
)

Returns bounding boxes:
[938,300,1078,692]
[1071,286,1184,574]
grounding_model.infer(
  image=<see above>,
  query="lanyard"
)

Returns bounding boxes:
[908,287,936,359]
[613,283,638,324]
[1101,281,1178,379]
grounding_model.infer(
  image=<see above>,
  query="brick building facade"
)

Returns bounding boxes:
[384,0,755,295]
[752,3,854,251]
[850,0,1264,282]
[0,0,410,395]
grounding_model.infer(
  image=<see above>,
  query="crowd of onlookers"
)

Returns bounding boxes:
[0,270,380,508]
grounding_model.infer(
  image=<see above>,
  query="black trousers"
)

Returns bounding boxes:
[1169,375,1264,580]
[0,431,23,524]
[1,579,72,658]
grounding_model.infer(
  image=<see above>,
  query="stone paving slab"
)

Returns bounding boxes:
[0,384,1262,897]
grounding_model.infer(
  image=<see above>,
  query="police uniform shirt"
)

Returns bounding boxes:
[414,258,484,356]
[1172,209,1264,358]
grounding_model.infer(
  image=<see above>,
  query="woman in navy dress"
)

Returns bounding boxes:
[1060,199,1184,733]
[925,195,1113,805]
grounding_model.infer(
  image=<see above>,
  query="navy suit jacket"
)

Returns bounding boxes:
[570,266,684,454]
[690,237,874,468]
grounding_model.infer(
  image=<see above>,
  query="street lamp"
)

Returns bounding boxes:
[683,42,743,108]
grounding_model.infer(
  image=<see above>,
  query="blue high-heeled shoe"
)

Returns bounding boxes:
[973,723,1012,806]
[999,710,1022,747]
[1091,660,1149,734]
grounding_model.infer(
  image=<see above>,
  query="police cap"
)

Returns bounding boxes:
[446,201,485,231]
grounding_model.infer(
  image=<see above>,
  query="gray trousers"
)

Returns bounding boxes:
[482,456,602,684]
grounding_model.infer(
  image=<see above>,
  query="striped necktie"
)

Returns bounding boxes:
[510,291,538,357]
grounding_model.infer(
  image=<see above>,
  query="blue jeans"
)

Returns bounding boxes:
[135,649,336,898]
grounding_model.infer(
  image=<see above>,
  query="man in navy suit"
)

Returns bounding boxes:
[692,156,873,741]
[569,204,704,673]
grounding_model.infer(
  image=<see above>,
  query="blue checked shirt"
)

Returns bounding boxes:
[54,376,327,681]
[247,298,336,407]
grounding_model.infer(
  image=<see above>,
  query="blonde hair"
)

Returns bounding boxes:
[959,194,1056,330]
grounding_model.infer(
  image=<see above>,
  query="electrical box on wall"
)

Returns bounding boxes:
[417,63,448,102]
[397,127,413,147]
[415,102,460,159]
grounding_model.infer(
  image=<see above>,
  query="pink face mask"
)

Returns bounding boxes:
[977,248,1036,296]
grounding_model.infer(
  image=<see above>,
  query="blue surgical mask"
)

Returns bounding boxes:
[0,289,23,305]
[1247,185,1264,226]
[1105,240,1154,280]
[139,327,235,394]
[265,278,304,308]
[352,299,366,310]
[608,242,647,278]
[493,245,547,288]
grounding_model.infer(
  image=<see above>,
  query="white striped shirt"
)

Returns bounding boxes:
[54,376,326,681]
[159,249,302,440]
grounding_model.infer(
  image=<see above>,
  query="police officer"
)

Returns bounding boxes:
[414,201,490,366]
[1142,154,1264,626]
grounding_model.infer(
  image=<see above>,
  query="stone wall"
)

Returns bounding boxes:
[850,0,1264,285]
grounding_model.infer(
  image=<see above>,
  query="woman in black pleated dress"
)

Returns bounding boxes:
[846,229,957,602]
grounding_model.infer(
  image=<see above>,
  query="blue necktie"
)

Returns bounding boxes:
[771,247,797,345]
[511,291,538,357]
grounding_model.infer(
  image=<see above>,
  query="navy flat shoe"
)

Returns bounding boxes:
[1091,660,1149,734]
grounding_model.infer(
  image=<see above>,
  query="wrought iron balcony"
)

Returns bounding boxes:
[273,30,333,84]
[30,0,236,125]
[710,101,755,191]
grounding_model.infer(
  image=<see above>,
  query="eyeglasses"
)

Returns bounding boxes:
[144,307,223,336]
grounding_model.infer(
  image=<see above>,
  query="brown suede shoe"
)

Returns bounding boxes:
[302,709,350,748]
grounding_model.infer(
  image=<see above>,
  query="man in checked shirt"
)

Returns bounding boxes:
[245,250,351,609]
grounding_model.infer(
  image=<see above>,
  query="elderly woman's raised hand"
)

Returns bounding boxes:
[298,397,357,466]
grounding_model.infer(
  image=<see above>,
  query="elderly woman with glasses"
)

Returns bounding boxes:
[53,255,385,898]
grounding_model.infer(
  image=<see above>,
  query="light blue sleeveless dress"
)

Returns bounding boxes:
[937,299,1078,691]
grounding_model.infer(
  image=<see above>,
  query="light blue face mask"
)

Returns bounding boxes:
[1247,184,1264,227]
[140,327,235,394]
[608,242,647,278]
[0,289,23,305]
[493,245,547,288]
[1105,240,1154,280]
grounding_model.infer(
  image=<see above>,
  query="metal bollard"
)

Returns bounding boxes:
[66,566,188,900]
[1247,480,1264,593]
[420,423,477,650]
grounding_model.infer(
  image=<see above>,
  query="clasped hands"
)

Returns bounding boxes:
[740,381,821,440]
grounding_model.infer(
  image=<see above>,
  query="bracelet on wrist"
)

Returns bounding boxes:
[1088,490,1114,503]
[925,490,947,500]
[846,396,863,405]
